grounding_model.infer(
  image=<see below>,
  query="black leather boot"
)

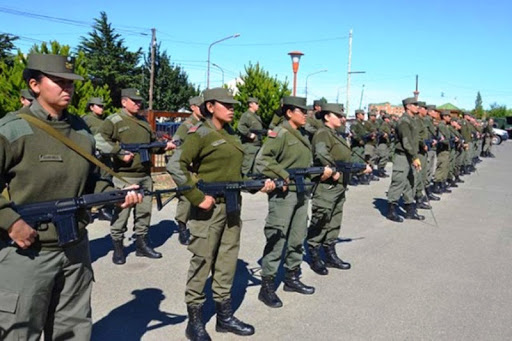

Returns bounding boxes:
[416,197,431,210]
[426,186,440,201]
[386,202,404,222]
[307,245,328,275]
[449,179,458,188]
[455,175,464,183]
[349,175,359,186]
[323,243,351,270]
[359,174,370,185]
[186,304,211,341]
[135,235,162,259]
[112,240,126,265]
[432,182,443,194]
[379,168,390,178]
[258,276,283,308]
[404,203,425,220]
[283,269,315,295]
[177,221,190,245]
[370,173,380,181]
[442,182,452,193]
[215,299,254,336]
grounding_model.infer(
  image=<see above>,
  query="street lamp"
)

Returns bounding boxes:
[211,63,225,85]
[305,69,327,101]
[207,33,240,88]
[288,51,304,96]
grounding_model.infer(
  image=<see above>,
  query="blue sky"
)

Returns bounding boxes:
[1,0,511,113]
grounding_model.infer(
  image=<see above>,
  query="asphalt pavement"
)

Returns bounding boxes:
[89,141,512,341]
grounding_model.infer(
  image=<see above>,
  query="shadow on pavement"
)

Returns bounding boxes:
[89,219,178,263]
[92,288,186,341]
[202,259,260,324]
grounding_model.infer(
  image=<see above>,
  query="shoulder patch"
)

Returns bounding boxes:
[108,114,123,124]
[188,121,205,135]
[0,113,34,143]
[268,130,278,138]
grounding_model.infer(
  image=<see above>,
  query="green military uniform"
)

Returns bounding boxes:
[167,90,244,306]
[376,117,392,173]
[349,113,366,165]
[424,111,438,186]
[304,115,323,139]
[414,114,428,200]
[237,97,264,175]
[433,114,452,191]
[96,92,165,242]
[460,116,472,171]
[363,114,379,166]
[255,119,312,276]
[387,113,418,204]
[0,54,109,340]
[482,119,494,156]
[83,97,106,135]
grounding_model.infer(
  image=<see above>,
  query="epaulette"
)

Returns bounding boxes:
[268,130,278,138]
[187,121,203,134]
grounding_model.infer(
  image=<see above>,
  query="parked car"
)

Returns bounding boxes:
[492,127,508,145]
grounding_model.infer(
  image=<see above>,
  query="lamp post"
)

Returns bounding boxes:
[288,51,304,96]
[211,63,225,85]
[207,33,240,88]
[305,69,327,101]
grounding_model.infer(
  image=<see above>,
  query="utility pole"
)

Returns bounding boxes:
[359,84,365,109]
[149,28,156,110]
[413,74,419,100]
[346,29,352,117]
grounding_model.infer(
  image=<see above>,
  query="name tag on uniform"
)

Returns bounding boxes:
[287,141,298,146]
[39,154,63,162]
[118,126,130,133]
[211,139,226,147]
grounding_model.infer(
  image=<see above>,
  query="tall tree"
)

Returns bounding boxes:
[233,62,291,126]
[0,33,18,65]
[141,43,198,111]
[474,91,484,118]
[79,12,141,107]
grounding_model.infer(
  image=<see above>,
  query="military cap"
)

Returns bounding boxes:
[440,110,451,117]
[426,104,436,110]
[383,114,391,119]
[203,87,240,104]
[463,111,471,116]
[189,95,203,106]
[248,97,259,104]
[402,97,419,106]
[417,101,427,108]
[20,89,35,101]
[121,88,143,101]
[319,103,344,117]
[355,109,365,115]
[282,96,308,111]
[25,53,84,81]
[369,111,377,117]
[86,97,104,107]
[313,99,326,107]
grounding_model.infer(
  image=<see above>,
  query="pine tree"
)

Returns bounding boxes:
[233,62,291,126]
[79,12,142,107]
[474,91,484,118]
[0,33,18,66]
[141,43,198,111]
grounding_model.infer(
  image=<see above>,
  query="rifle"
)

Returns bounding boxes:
[362,132,377,142]
[119,140,180,163]
[12,186,192,246]
[196,178,287,213]
[334,161,367,187]
[286,167,325,193]
[249,129,268,137]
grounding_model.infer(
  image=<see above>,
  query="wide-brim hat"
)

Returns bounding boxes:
[121,88,143,101]
[320,103,344,116]
[189,95,203,106]
[26,54,84,81]
[248,97,259,104]
[203,88,239,104]
[87,97,104,107]
[402,97,419,106]
[355,109,365,115]
[282,96,308,111]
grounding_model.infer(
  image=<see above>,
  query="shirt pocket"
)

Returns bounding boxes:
[0,289,18,314]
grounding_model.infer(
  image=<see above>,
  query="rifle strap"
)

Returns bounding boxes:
[18,114,130,185]
[121,111,153,135]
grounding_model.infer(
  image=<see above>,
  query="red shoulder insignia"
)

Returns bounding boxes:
[188,125,199,134]
[268,130,278,138]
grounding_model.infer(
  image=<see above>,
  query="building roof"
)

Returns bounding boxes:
[437,103,461,111]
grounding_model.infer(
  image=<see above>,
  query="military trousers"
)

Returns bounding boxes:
[426,150,437,185]
[307,182,346,247]
[448,149,456,179]
[376,143,390,169]
[351,145,365,164]
[483,137,492,153]
[415,152,428,198]
[364,143,378,166]
[261,191,308,277]
[111,175,153,241]
[387,153,416,204]
[241,144,260,176]
[0,236,93,341]
[434,150,450,182]
[464,144,473,166]
[185,202,241,305]
[175,196,191,224]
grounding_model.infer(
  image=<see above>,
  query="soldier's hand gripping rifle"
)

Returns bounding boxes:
[333,161,367,187]
[119,140,182,163]
[249,129,269,138]
[12,186,192,246]
[285,166,326,194]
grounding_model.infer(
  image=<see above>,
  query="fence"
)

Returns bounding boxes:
[145,110,191,172]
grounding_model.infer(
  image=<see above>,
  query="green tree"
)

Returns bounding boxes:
[141,43,198,111]
[0,50,27,117]
[0,33,18,66]
[233,62,291,126]
[487,102,507,118]
[78,11,142,107]
[474,91,484,118]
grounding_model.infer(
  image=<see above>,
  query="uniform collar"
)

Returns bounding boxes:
[30,100,69,122]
